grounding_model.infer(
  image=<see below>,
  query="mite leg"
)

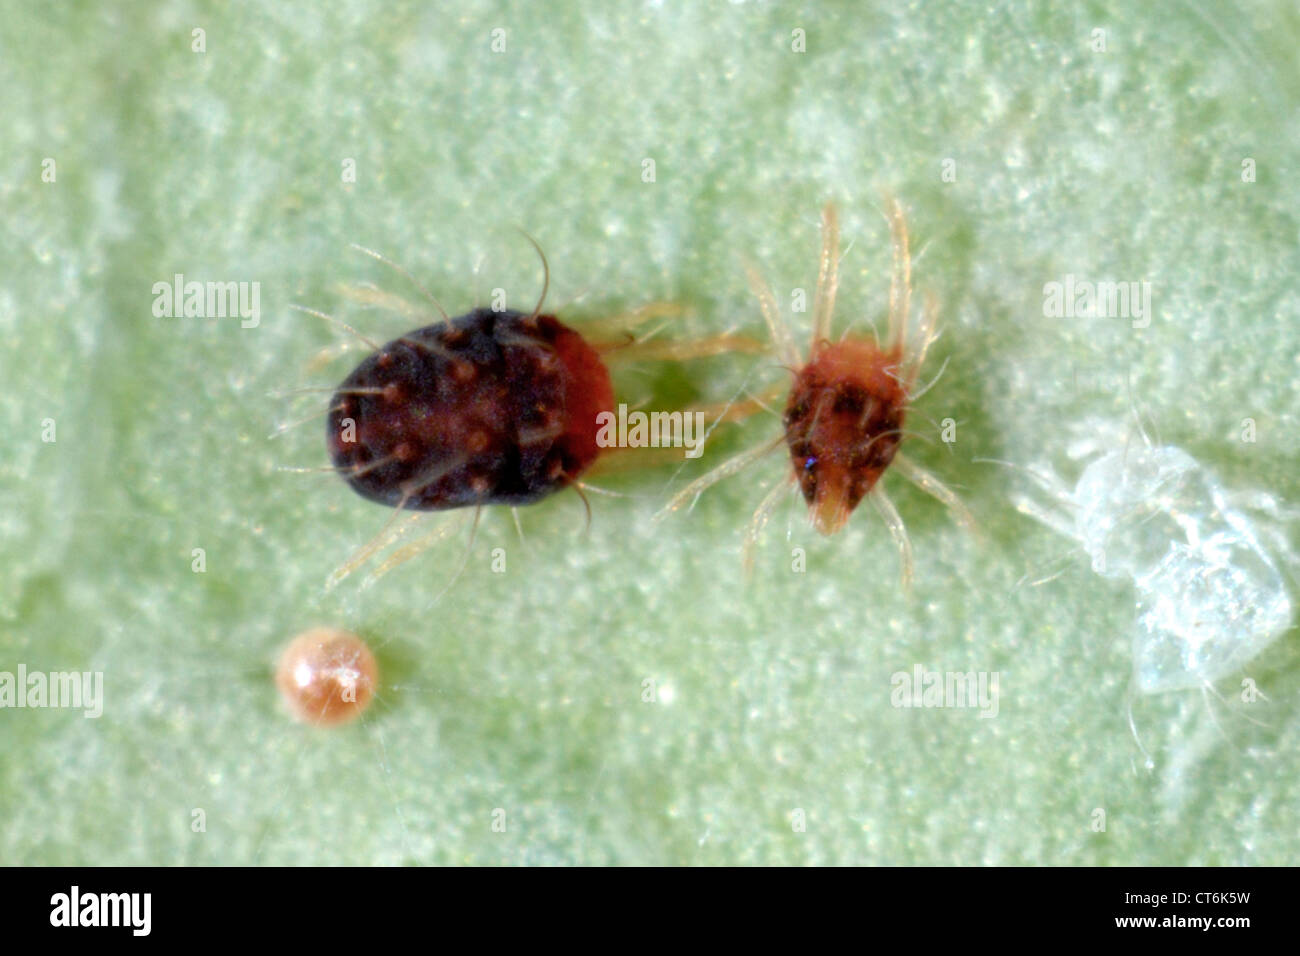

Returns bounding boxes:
[742,474,797,576]
[871,483,915,590]
[810,202,841,353]
[893,453,975,533]
[882,195,912,351]
[654,433,786,521]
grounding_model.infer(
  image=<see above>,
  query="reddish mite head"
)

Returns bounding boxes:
[327,308,614,510]
[784,339,907,534]
[276,627,379,726]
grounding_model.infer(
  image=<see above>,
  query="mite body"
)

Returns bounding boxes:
[285,237,766,588]
[328,308,613,511]
[658,199,971,580]
[784,338,909,534]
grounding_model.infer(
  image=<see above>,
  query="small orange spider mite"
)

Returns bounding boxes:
[275,627,379,727]
[657,199,973,582]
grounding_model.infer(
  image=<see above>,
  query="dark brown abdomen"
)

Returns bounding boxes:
[327,308,614,510]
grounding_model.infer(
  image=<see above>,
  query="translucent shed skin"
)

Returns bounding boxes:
[1010,424,1294,693]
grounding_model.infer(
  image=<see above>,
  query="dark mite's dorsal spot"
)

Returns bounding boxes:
[327,308,614,511]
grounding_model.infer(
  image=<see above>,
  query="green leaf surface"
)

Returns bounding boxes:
[3,0,1298,864]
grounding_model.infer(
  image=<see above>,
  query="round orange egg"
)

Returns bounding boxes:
[275,627,379,726]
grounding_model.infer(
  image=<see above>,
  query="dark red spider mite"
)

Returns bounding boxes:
[328,306,613,512]
[294,237,764,587]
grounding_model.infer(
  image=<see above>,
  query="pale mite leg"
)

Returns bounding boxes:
[425,505,485,604]
[348,242,451,320]
[578,301,686,342]
[328,503,425,590]
[601,331,768,363]
[810,202,841,353]
[893,453,976,533]
[904,292,941,392]
[883,195,911,351]
[975,457,1080,541]
[743,474,797,576]
[328,454,469,588]
[680,379,789,427]
[871,484,915,590]
[745,261,802,370]
[303,340,367,375]
[333,283,432,322]
[366,511,469,584]
[268,402,345,441]
[288,302,381,350]
[653,433,786,521]
[1008,488,1079,543]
